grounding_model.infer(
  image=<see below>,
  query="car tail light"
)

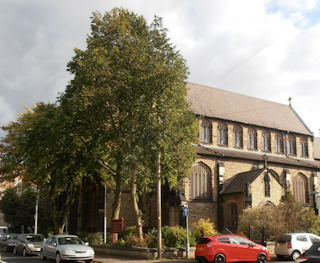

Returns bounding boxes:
[288,242,292,249]
[295,257,309,262]
[207,243,213,248]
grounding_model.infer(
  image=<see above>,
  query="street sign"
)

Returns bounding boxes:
[183,205,189,216]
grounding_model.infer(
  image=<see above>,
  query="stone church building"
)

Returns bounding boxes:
[180,83,320,231]
[69,82,320,233]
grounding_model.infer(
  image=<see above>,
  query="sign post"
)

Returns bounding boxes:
[111,218,124,244]
[183,204,190,259]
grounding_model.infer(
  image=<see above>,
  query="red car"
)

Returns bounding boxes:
[195,234,270,263]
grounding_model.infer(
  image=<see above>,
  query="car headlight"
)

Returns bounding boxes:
[27,244,34,248]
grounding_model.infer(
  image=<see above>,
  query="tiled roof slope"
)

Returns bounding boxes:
[186,83,312,135]
[221,168,264,195]
[314,137,320,160]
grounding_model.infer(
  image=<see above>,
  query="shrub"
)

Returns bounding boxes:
[238,191,320,241]
[79,232,106,245]
[123,226,137,240]
[192,218,218,241]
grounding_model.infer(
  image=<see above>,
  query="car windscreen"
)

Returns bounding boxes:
[26,235,44,242]
[58,236,83,245]
[277,235,291,243]
[197,238,212,244]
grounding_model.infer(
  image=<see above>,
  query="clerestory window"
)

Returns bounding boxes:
[201,120,212,144]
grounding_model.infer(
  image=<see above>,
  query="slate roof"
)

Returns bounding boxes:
[220,168,264,195]
[196,145,320,169]
[186,83,312,136]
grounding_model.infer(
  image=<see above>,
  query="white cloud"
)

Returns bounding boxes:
[1,0,320,135]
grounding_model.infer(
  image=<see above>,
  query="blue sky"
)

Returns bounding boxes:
[1,0,320,136]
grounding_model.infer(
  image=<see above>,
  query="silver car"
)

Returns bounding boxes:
[14,234,44,256]
[40,235,94,263]
[275,233,320,260]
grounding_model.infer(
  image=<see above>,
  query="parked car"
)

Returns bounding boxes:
[14,233,44,256]
[195,234,270,263]
[40,234,94,263]
[295,242,320,262]
[275,233,320,261]
[1,233,18,252]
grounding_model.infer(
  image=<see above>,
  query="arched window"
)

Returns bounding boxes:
[201,120,212,144]
[264,173,271,197]
[190,162,212,200]
[301,138,309,157]
[248,129,257,150]
[288,135,296,155]
[293,173,309,204]
[218,123,228,146]
[233,126,243,148]
[276,134,284,153]
[262,131,271,152]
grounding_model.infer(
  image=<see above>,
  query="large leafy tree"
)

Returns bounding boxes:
[0,103,89,234]
[60,8,198,238]
[0,187,52,234]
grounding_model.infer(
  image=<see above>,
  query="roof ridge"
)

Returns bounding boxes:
[187,82,289,107]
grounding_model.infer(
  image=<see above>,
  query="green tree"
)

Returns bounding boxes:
[60,8,197,239]
[1,103,90,234]
[0,187,52,233]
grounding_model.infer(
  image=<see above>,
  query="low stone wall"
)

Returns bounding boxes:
[93,245,196,260]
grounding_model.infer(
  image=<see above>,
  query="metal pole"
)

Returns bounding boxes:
[104,182,107,243]
[157,150,162,259]
[34,191,39,234]
[186,212,189,259]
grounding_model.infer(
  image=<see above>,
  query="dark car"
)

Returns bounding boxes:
[195,234,270,263]
[1,233,18,252]
[14,233,44,256]
[295,242,320,262]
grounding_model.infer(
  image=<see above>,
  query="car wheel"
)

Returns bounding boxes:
[257,253,267,263]
[56,252,63,263]
[214,253,226,263]
[291,250,301,261]
[85,260,92,263]
[13,247,17,255]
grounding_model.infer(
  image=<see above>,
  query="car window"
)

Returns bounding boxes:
[26,235,44,242]
[218,237,230,243]
[277,235,291,243]
[58,236,83,245]
[197,238,211,244]
[46,237,53,245]
[230,237,251,245]
[297,235,308,242]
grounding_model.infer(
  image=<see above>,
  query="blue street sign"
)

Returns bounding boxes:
[183,206,189,217]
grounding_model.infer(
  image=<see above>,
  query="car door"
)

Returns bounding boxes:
[45,237,56,259]
[18,235,25,254]
[229,236,253,261]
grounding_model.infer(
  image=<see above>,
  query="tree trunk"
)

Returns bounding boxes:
[131,172,143,240]
[77,180,83,233]
[112,175,122,219]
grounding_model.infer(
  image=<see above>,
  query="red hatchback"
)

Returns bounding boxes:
[195,234,270,263]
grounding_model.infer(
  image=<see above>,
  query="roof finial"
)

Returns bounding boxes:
[288,97,292,106]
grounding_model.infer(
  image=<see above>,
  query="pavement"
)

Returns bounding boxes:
[93,251,197,263]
